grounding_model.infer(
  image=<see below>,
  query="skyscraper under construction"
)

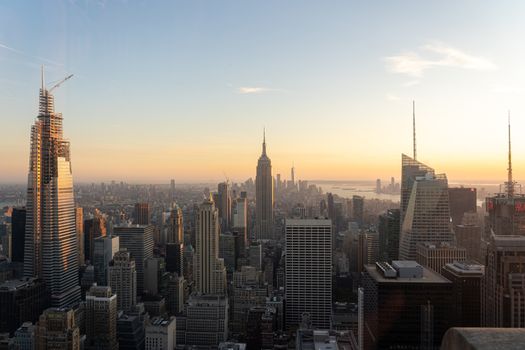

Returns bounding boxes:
[24,68,80,307]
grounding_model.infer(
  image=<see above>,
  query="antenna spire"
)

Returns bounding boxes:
[507,111,514,197]
[413,100,417,160]
[41,65,45,92]
[262,127,267,156]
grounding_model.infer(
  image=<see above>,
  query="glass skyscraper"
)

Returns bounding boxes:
[24,69,80,307]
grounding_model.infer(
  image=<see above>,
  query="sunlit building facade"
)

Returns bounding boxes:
[23,71,81,308]
[399,172,454,260]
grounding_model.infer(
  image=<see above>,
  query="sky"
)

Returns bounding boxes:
[2,0,525,184]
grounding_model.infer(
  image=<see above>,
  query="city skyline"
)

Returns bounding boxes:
[3,1,525,184]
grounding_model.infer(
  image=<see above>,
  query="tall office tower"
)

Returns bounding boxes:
[23,69,80,308]
[114,225,154,295]
[486,120,525,237]
[400,154,435,226]
[109,250,137,311]
[117,312,145,350]
[484,234,525,327]
[84,213,107,262]
[255,131,274,241]
[170,179,176,201]
[362,261,453,350]
[416,242,466,274]
[185,295,229,348]
[448,187,477,227]
[85,285,118,350]
[232,196,248,247]
[327,193,335,221]
[193,198,226,295]
[375,179,382,194]
[145,316,176,350]
[285,219,332,330]
[441,261,484,327]
[455,213,482,261]
[217,182,232,231]
[219,232,241,273]
[133,203,151,225]
[167,205,183,244]
[11,207,26,263]
[357,231,379,272]
[75,207,84,266]
[93,235,120,285]
[399,173,454,260]
[0,278,50,335]
[352,195,364,225]
[144,257,166,295]
[166,205,184,277]
[165,274,186,315]
[378,209,400,261]
[36,307,80,350]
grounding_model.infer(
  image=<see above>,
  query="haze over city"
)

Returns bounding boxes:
[2,1,525,183]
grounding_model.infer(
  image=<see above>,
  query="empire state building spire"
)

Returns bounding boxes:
[256,128,274,240]
[262,127,267,156]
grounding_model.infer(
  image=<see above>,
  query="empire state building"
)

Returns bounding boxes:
[255,131,274,240]
[24,68,80,307]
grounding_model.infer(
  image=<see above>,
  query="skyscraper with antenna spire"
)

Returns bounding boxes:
[485,114,525,237]
[398,101,454,260]
[24,66,80,307]
[255,129,274,240]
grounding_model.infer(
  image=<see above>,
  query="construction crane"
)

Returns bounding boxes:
[48,74,73,93]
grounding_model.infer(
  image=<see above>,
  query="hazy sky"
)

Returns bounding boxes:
[2,1,525,183]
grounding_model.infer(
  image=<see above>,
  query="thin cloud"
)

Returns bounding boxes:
[385,42,497,77]
[0,43,23,55]
[237,86,284,95]
[0,42,63,67]
[386,93,401,102]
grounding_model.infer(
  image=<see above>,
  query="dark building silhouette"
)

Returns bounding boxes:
[117,312,146,350]
[378,209,400,261]
[363,261,454,350]
[133,203,150,225]
[441,261,483,327]
[11,207,26,263]
[352,195,364,225]
[0,278,50,335]
[449,187,477,227]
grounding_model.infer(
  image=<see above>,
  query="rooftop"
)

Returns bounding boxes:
[365,263,450,284]
[0,277,41,291]
[441,327,525,350]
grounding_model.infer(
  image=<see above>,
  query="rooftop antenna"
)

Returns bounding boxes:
[262,127,267,156]
[41,65,45,92]
[413,100,417,160]
[507,111,515,197]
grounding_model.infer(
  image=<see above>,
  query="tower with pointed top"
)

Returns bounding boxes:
[24,67,80,307]
[255,130,274,240]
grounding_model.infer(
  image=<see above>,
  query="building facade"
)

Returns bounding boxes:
[23,74,81,307]
[255,132,274,241]
[285,219,332,330]
[193,198,226,295]
[114,225,154,295]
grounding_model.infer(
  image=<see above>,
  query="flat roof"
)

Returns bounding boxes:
[365,264,451,284]
[285,218,332,226]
